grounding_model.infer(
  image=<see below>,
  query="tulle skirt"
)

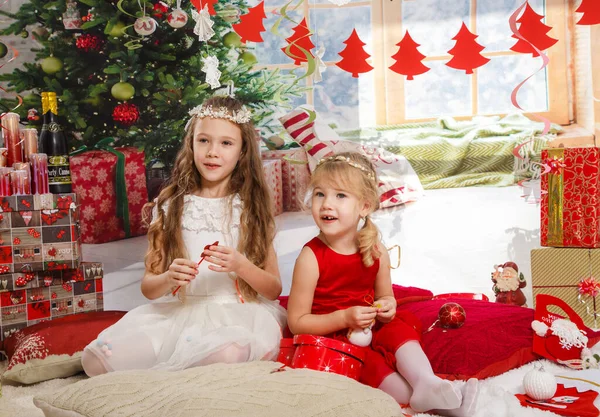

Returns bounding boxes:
[83,294,287,372]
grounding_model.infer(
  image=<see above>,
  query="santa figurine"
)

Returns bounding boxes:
[491,261,527,306]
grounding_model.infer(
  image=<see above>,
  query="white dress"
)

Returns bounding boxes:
[83,194,287,372]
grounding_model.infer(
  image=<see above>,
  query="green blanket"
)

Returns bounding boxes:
[337,113,562,189]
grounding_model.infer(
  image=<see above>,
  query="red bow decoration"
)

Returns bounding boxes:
[578,277,600,297]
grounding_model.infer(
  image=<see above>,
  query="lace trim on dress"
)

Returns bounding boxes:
[157,195,242,233]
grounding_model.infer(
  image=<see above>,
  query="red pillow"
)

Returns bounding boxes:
[2,310,125,384]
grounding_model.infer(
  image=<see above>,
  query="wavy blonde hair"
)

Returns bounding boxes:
[144,96,275,301]
[311,151,381,267]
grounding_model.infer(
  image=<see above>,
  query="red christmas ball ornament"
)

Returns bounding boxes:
[76,34,104,52]
[112,103,140,126]
[153,1,169,19]
[438,302,466,329]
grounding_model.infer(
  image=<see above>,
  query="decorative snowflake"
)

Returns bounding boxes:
[96,169,108,184]
[90,185,104,201]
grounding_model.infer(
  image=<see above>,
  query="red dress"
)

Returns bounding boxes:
[305,237,420,388]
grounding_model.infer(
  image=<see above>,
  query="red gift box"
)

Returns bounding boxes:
[71,145,148,243]
[262,149,311,212]
[277,337,295,366]
[291,334,366,381]
[541,147,600,248]
[262,159,283,216]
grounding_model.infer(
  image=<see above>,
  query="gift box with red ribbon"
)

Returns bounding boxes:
[291,334,366,381]
[70,139,148,243]
[262,148,311,212]
[0,261,104,348]
[541,147,600,248]
[0,193,81,273]
[262,159,283,216]
[277,337,295,367]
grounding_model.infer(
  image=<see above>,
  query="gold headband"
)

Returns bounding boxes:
[317,155,376,181]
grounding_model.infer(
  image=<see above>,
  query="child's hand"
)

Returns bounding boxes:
[343,306,377,329]
[203,245,247,274]
[167,258,198,288]
[375,298,396,323]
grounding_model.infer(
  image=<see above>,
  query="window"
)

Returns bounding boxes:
[253,0,569,128]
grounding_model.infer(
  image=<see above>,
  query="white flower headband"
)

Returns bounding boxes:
[187,104,251,124]
[317,155,376,181]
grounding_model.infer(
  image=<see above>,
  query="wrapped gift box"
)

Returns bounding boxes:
[0,261,104,344]
[531,248,600,329]
[277,338,295,367]
[0,193,81,273]
[71,146,148,244]
[262,159,283,216]
[262,148,311,212]
[541,147,600,248]
[291,334,366,381]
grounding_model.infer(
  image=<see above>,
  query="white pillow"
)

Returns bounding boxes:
[34,361,404,417]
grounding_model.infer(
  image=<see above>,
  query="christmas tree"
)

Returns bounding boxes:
[336,29,373,78]
[232,0,266,43]
[445,23,490,74]
[0,0,302,166]
[389,31,429,80]
[281,18,314,66]
[575,0,600,26]
[510,3,558,57]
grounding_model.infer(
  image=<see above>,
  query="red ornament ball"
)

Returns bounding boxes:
[112,103,140,126]
[438,302,466,329]
[76,34,103,52]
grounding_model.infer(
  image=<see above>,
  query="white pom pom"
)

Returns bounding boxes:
[348,328,372,347]
[531,320,549,337]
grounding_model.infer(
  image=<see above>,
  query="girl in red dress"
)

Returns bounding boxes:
[287,152,478,416]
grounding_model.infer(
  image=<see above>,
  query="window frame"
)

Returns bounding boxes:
[257,0,570,127]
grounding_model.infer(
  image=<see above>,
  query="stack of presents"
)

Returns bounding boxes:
[0,145,149,359]
[533,145,600,330]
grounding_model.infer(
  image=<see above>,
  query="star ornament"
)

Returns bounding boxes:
[192,5,215,41]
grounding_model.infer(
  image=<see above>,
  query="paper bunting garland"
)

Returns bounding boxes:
[336,29,373,78]
[313,45,327,83]
[233,1,267,43]
[191,0,217,16]
[510,3,558,57]
[281,18,315,65]
[201,55,221,89]
[576,0,600,25]
[389,30,430,80]
[446,23,490,74]
[192,5,215,42]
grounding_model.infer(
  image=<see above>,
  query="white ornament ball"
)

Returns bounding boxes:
[134,16,157,36]
[523,365,557,400]
[167,9,188,29]
[348,327,372,347]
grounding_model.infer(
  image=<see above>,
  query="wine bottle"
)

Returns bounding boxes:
[38,92,49,154]
[43,92,72,193]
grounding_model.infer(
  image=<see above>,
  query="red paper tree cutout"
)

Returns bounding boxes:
[281,18,315,65]
[510,3,558,57]
[389,31,430,80]
[191,0,217,16]
[336,29,373,78]
[576,0,600,25]
[445,23,490,74]
[233,1,267,43]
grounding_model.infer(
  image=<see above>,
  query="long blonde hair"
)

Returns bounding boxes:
[144,96,275,301]
[310,152,381,267]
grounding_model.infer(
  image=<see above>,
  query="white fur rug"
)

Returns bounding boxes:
[0,359,597,417]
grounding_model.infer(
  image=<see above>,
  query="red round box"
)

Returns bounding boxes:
[277,338,296,366]
[291,334,366,381]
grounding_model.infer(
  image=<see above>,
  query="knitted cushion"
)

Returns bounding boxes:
[33,361,404,417]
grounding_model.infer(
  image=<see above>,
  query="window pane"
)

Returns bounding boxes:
[309,6,372,63]
[402,0,470,57]
[312,0,369,4]
[246,0,291,7]
[253,9,304,66]
[477,55,548,114]
[477,0,547,52]
[313,65,375,129]
[404,61,471,119]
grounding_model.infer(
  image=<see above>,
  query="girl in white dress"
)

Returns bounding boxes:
[82,96,287,375]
